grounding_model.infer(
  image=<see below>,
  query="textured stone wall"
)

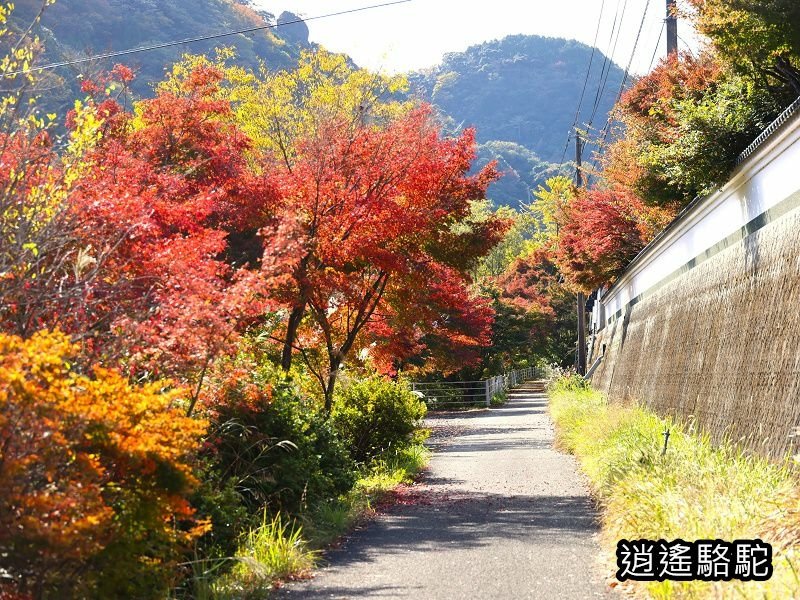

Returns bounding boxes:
[589,204,800,459]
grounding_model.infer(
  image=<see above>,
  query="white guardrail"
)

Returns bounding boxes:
[411,366,542,409]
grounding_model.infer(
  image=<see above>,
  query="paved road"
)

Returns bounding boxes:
[279,382,610,599]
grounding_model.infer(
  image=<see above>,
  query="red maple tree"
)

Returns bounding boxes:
[554,188,647,293]
[66,65,277,408]
[263,107,505,407]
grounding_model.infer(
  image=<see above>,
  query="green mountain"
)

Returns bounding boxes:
[411,35,626,207]
[12,4,624,208]
[11,0,312,112]
[473,141,553,208]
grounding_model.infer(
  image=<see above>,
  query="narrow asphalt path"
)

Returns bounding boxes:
[279,382,610,599]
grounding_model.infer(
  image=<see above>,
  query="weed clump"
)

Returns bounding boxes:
[548,378,800,598]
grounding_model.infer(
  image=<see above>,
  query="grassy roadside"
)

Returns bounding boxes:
[548,375,800,599]
[303,439,431,547]
[490,390,508,407]
[200,440,430,599]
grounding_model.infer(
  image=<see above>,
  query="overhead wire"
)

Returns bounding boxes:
[2,0,412,78]
[585,0,628,133]
[557,0,607,169]
[678,34,695,57]
[648,20,666,72]
[567,0,625,186]
[590,0,654,175]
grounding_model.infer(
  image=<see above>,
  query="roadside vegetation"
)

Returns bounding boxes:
[0,3,473,596]
[548,374,800,599]
[6,0,799,597]
[2,0,564,589]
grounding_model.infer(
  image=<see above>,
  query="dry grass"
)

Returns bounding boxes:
[548,375,800,599]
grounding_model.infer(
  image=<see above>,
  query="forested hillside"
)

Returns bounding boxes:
[412,35,626,207]
[472,141,552,207]
[11,3,626,209]
[11,0,311,111]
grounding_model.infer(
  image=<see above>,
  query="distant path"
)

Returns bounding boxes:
[279,382,610,599]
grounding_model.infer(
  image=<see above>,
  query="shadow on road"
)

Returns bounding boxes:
[278,386,608,599]
[312,491,597,567]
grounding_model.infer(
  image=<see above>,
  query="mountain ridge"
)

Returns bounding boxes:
[409,34,625,207]
[13,4,625,208]
[11,0,312,111]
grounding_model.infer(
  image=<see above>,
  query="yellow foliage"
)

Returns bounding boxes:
[531,175,576,240]
[0,329,207,588]
[158,47,413,168]
[0,2,98,297]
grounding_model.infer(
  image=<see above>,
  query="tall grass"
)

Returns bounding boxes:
[204,514,317,599]
[548,376,800,598]
[183,439,430,597]
[235,513,318,581]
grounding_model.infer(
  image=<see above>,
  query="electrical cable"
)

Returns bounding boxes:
[593,0,653,162]
[2,0,412,78]
[557,0,607,169]
[648,20,666,72]
[573,0,627,184]
[586,0,628,132]
[678,33,695,56]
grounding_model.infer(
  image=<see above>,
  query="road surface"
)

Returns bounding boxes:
[278,382,611,599]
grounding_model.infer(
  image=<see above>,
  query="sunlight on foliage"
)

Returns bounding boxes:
[161,48,411,168]
[0,329,207,597]
[548,379,800,599]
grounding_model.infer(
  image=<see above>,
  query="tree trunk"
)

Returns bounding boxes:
[323,356,341,413]
[775,56,800,96]
[281,302,306,371]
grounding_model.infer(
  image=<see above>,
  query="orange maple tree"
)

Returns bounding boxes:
[0,329,207,597]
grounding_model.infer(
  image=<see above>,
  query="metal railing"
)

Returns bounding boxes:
[736,95,800,166]
[411,366,542,409]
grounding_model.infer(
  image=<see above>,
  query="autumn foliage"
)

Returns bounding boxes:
[0,27,504,594]
[0,330,206,597]
[553,188,649,293]
[602,52,770,205]
[65,65,277,400]
[263,106,502,404]
[546,0,800,292]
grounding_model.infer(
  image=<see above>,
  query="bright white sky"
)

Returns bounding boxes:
[256,0,703,76]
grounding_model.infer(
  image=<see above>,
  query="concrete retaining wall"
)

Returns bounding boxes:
[589,99,800,458]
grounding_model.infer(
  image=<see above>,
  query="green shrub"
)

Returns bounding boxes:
[546,369,589,393]
[490,391,508,406]
[195,359,355,559]
[331,377,427,464]
[191,471,252,561]
[303,441,431,547]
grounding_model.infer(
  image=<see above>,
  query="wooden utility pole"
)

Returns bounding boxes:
[575,130,587,376]
[666,0,678,55]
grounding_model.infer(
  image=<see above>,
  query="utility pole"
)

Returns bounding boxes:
[575,130,587,376]
[666,0,678,55]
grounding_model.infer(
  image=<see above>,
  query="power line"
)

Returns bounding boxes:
[678,33,695,57]
[593,0,653,161]
[648,20,666,72]
[586,0,628,132]
[574,0,626,184]
[2,0,412,78]
[558,0,607,168]
[614,0,653,110]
